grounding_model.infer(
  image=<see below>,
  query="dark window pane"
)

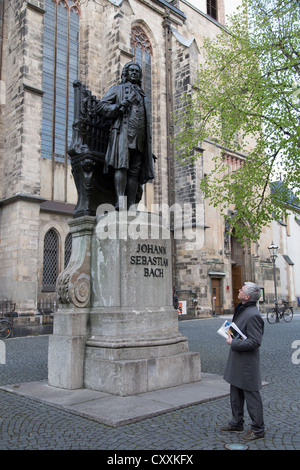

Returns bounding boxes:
[207,0,218,20]
[41,0,79,161]
[42,229,59,291]
[64,233,72,268]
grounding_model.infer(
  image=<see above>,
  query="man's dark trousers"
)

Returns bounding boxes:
[230,384,264,434]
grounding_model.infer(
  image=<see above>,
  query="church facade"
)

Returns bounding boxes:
[0,0,298,319]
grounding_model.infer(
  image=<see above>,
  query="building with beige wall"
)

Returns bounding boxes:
[0,0,296,320]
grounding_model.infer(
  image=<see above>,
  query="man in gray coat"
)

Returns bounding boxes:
[221,282,265,441]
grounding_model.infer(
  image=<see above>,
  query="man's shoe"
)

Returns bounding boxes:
[220,424,244,433]
[241,430,265,441]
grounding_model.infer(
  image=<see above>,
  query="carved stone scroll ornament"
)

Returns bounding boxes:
[57,271,91,308]
[56,217,96,308]
[56,272,71,304]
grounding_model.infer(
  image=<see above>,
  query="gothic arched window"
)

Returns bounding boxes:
[130,26,152,104]
[41,0,79,167]
[42,229,59,292]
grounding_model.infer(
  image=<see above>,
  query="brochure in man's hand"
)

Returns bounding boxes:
[217,321,247,340]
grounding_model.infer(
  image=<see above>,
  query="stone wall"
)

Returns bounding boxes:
[0,1,45,310]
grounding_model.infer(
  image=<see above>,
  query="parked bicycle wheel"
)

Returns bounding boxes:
[283,307,293,323]
[0,319,12,339]
[267,308,278,324]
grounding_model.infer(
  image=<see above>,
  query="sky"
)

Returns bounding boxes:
[182,0,243,21]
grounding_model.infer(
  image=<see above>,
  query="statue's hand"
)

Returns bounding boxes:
[95,102,102,114]
[118,99,132,113]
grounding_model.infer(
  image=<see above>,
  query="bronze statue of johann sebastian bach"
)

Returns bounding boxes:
[96,62,155,211]
[68,62,154,216]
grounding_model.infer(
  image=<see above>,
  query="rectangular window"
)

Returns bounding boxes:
[207,0,218,21]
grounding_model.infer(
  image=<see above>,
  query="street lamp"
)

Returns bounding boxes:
[268,242,278,260]
[268,242,279,322]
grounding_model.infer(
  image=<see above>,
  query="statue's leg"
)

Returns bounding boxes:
[126,178,138,209]
[114,168,127,210]
[127,150,142,209]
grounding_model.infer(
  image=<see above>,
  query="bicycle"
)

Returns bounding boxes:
[267,299,293,324]
[0,317,12,338]
[0,299,16,338]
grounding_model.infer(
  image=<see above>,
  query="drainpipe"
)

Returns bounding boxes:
[0,0,4,82]
[163,13,176,287]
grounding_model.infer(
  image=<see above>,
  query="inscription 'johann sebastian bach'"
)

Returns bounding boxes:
[130,244,169,278]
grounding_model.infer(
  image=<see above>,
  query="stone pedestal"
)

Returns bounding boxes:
[84,211,200,395]
[48,216,96,389]
[48,212,201,395]
[48,308,89,389]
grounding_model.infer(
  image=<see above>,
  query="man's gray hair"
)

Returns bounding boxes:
[244,282,261,302]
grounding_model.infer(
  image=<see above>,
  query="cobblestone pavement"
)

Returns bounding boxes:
[0,314,299,451]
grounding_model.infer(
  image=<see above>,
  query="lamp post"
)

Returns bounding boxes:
[268,242,279,322]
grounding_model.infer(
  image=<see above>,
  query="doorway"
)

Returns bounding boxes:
[232,265,243,308]
[211,278,222,314]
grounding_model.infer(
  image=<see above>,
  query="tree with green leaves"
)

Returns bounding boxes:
[174,0,300,242]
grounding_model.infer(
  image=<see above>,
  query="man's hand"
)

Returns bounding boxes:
[226,334,233,345]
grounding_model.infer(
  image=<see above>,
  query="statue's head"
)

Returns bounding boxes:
[121,62,142,86]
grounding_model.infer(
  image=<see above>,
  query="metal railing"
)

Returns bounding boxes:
[0,299,17,319]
